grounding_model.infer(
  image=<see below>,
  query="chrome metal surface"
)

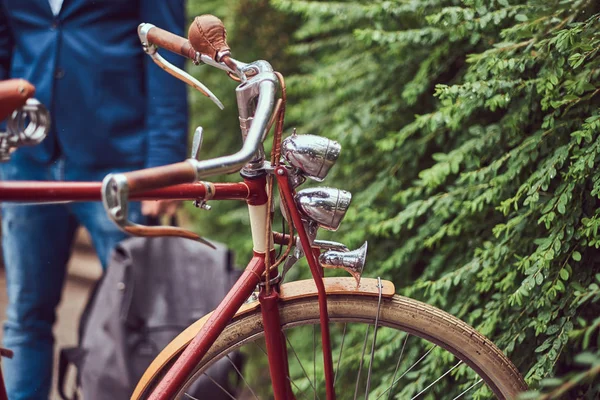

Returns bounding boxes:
[193,199,211,210]
[257,273,282,287]
[281,223,319,280]
[101,58,276,235]
[137,23,224,109]
[295,187,352,231]
[374,347,436,400]
[364,277,383,399]
[386,334,409,400]
[151,52,224,110]
[234,61,278,170]
[244,292,259,305]
[282,134,341,182]
[288,172,307,189]
[138,23,158,55]
[191,126,204,160]
[409,361,462,400]
[102,173,130,225]
[187,62,277,177]
[313,240,349,252]
[1,98,51,161]
[319,242,368,287]
[198,54,236,73]
[6,99,51,147]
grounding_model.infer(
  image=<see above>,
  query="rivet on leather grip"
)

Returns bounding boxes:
[188,14,231,61]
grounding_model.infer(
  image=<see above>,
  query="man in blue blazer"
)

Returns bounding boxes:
[0,1,188,398]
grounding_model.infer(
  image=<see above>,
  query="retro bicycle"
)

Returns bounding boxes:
[0,15,528,400]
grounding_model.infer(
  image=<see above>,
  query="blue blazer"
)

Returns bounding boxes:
[0,0,188,169]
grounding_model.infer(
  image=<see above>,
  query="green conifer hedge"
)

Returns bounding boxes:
[270,0,600,397]
[186,0,600,397]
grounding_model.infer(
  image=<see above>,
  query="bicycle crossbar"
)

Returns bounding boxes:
[0,181,251,202]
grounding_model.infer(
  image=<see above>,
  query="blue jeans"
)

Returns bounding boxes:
[1,158,145,400]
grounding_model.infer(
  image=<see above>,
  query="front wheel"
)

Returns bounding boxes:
[143,293,527,399]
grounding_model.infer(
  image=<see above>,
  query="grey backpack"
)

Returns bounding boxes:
[58,236,241,400]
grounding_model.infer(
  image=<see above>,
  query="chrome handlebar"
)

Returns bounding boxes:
[100,28,278,236]
[188,61,277,177]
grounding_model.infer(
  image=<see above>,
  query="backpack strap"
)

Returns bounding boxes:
[57,347,86,400]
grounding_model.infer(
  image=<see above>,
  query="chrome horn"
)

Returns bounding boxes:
[319,242,368,287]
[295,187,351,231]
[282,133,341,182]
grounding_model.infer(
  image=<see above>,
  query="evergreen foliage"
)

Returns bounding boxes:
[270,0,600,397]
[184,0,600,397]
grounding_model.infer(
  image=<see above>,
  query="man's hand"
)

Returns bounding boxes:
[141,199,180,217]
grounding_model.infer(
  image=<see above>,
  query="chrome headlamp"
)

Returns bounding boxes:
[282,134,341,182]
[295,187,351,231]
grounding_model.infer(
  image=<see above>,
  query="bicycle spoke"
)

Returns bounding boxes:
[200,372,238,400]
[288,376,312,400]
[283,331,310,400]
[452,379,483,399]
[409,360,462,399]
[375,346,436,400]
[333,323,348,386]
[226,354,259,400]
[286,334,321,400]
[364,277,383,400]
[254,340,267,356]
[353,324,371,400]
[386,333,409,400]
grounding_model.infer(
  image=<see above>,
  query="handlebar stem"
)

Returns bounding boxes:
[189,60,278,177]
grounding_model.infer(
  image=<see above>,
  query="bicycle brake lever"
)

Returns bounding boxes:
[138,23,224,110]
[150,52,224,110]
[101,173,216,249]
[124,225,216,249]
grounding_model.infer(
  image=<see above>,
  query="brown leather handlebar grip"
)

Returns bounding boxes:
[188,14,230,62]
[146,26,197,60]
[124,161,197,193]
[0,79,35,122]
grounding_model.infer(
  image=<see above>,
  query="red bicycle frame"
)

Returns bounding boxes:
[0,170,336,400]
